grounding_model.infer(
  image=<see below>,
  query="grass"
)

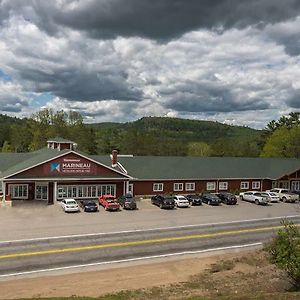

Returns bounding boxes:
[12,250,300,300]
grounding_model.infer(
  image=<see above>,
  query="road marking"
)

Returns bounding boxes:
[0,242,262,279]
[0,214,299,244]
[0,224,293,260]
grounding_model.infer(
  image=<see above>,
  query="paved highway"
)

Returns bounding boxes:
[0,215,299,278]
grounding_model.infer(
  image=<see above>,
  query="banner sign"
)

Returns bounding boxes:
[49,157,94,174]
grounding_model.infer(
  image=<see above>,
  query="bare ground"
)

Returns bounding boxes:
[0,250,299,300]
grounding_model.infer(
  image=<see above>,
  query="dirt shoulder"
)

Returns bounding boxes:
[0,249,299,300]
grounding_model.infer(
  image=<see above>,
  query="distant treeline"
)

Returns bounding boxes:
[0,110,300,158]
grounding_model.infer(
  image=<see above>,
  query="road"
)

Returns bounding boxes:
[1,215,299,278]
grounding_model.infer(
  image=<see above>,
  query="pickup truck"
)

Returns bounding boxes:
[267,188,299,203]
[239,191,270,205]
[98,194,120,211]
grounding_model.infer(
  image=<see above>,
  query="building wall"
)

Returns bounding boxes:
[132,178,273,196]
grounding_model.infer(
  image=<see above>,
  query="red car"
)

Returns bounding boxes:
[98,194,120,211]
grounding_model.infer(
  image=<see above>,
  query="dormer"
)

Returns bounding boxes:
[47,137,78,151]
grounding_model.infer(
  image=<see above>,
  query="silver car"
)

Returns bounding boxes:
[240,191,270,205]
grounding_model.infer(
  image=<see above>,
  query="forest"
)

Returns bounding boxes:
[0,109,299,158]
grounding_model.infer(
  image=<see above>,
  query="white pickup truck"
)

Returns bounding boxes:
[267,188,299,203]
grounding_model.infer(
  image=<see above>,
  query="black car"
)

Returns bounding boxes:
[79,200,98,212]
[186,194,202,206]
[151,195,175,209]
[216,192,237,205]
[118,193,137,210]
[200,193,221,205]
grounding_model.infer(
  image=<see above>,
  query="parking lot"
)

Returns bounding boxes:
[0,198,299,242]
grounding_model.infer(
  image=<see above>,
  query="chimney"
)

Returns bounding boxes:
[112,150,118,166]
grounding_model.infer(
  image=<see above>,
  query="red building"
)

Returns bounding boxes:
[1,138,300,204]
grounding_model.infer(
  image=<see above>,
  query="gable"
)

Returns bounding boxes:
[7,152,128,179]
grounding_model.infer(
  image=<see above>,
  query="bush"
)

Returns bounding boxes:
[266,220,300,289]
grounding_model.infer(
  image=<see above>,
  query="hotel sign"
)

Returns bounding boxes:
[49,158,94,174]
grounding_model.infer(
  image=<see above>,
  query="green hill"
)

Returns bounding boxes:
[91,117,262,157]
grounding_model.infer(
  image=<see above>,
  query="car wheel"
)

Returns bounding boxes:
[255,199,260,205]
[159,203,163,209]
[282,197,287,203]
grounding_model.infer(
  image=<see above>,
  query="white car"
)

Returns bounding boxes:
[263,191,280,202]
[61,198,80,213]
[267,188,299,203]
[239,191,270,205]
[173,195,190,208]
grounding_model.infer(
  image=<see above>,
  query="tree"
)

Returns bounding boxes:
[1,140,12,152]
[187,142,211,156]
[266,220,300,289]
[261,126,300,158]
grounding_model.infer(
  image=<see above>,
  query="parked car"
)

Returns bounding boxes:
[151,195,175,209]
[267,188,298,203]
[173,195,190,208]
[79,200,98,212]
[239,191,270,205]
[118,193,137,210]
[98,194,120,211]
[200,193,221,206]
[216,192,237,205]
[186,194,202,206]
[61,198,80,213]
[262,191,280,203]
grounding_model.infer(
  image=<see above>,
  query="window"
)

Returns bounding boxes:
[185,182,195,191]
[153,183,163,192]
[174,183,183,191]
[57,184,116,199]
[206,182,216,191]
[252,181,260,189]
[240,181,249,190]
[219,182,228,190]
[9,184,28,199]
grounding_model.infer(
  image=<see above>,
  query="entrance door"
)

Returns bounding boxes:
[35,183,48,201]
[291,181,300,191]
[128,184,134,195]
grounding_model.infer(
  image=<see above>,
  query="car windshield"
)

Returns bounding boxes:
[178,196,186,200]
[261,193,268,197]
[107,199,116,203]
[67,200,77,205]
[270,193,277,196]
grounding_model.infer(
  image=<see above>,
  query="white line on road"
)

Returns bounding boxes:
[0,242,263,279]
[0,214,298,245]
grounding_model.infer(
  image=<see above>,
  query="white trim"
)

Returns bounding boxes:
[185,182,195,191]
[3,150,132,180]
[117,162,128,174]
[35,182,49,201]
[153,183,164,192]
[2,180,6,202]
[252,181,260,189]
[130,177,273,181]
[3,177,130,182]
[8,184,29,199]
[173,182,184,191]
[206,182,216,191]
[240,181,249,190]
[219,181,228,190]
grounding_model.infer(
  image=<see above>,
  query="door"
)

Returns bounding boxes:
[291,181,300,191]
[35,183,48,201]
[128,184,134,195]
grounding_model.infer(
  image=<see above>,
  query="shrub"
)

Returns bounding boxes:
[266,220,300,289]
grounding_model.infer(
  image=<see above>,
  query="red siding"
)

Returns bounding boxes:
[10,153,125,179]
[132,179,273,196]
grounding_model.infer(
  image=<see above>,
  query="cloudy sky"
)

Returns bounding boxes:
[0,0,300,128]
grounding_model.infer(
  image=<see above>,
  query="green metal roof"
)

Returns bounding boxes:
[114,156,300,180]
[0,148,69,179]
[47,137,75,143]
